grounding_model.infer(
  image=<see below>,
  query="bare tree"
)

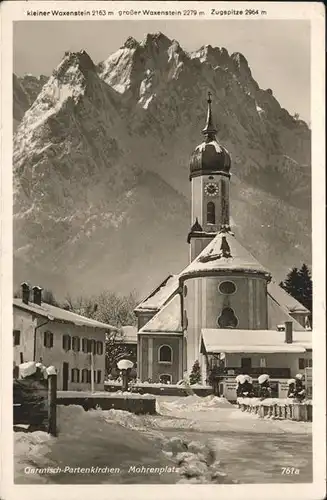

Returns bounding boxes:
[63,290,138,375]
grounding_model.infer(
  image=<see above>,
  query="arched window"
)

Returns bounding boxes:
[207,202,216,224]
[217,307,238,328]
[158,345,173,364]
[159,374,172,384]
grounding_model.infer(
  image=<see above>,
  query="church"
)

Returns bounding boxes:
[134,93,312,388]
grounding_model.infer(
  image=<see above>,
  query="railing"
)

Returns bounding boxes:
[237,397,312,422]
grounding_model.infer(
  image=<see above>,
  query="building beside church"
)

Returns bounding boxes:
[135,93,312,389]
[13,283,117,391]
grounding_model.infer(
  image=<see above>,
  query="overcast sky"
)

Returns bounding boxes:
[14,20,310,123]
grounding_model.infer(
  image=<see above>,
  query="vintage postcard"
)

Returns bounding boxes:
[0,1,326,500]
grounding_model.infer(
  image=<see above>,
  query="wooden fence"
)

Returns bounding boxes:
[237,398,312,422]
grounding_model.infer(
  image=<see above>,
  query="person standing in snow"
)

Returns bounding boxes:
[294,373,306,402]
[235,375,246,397]
[242,375,254,397]
[287,379,296,398]
[258,374,271,399]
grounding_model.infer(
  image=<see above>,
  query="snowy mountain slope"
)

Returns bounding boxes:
[13,34,311,298]
[13,74,48,131]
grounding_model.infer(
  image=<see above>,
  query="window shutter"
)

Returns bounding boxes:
[13,330,21,346]
[97,341,103,355]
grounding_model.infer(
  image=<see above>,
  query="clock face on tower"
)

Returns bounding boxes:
[204,182,219,197]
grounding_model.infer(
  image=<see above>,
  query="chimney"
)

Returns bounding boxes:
[21,282,30,304]
[32,286,43,306]
[285,321,293,343]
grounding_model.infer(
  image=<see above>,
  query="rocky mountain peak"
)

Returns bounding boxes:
[190,45,231,72]
[230,52,252,77]
[13,34,311,299]
[123,36,140,50]
[141,32,172,51]
[55,50,96,81]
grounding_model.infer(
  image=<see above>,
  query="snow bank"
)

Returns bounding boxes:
[14,405,178,484]
[14,404,235,484]
[160,394,232,413]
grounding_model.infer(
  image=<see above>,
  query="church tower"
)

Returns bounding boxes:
[188,92,231,262]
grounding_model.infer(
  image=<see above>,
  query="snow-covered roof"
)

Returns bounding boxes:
[268,295,305,331]
[13,298,118,331]
[135,274,179,312]
[268,280,310,314]
[180,231,270,279]
[120,325,138,343]
[201,328,312,354]
[139,294,182,334]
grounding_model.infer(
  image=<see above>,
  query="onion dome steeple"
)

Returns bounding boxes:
[202,91,217,139]
[190,92,231,180]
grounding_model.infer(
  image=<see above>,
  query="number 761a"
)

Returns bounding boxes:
[281,467,300,475]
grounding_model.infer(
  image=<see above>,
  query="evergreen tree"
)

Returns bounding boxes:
[280,263,313,314]
[298,264,313,313]
[189,360,201,385]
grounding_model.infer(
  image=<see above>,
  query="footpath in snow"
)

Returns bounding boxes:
[14,394,312,484]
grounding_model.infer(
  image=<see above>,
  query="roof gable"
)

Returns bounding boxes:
[180,231,270,278]
[268,295,306,331]
[268,280,310,314]
[135,274,179,312]
[13,299,117,330]
[139,294,182,334]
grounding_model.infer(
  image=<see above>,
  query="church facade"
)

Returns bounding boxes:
[135,94,311,386]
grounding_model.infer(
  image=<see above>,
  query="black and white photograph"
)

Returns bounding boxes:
[1,2,325,499]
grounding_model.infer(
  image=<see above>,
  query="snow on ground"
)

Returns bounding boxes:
[14,405,177,484]
[14,395,312,484]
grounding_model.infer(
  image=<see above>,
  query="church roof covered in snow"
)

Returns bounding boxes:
[268,295,306,331]
[120,326,138,343]
[135,274,180,313]
[179,230,271,280]
[201,328,312,354]
[139,294,182,334]
[267,280,310,314]
[13,298,118,331]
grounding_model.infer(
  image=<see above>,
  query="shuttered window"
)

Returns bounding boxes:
[44,331,54,348]
[62,335,71,351]
[13,330,21,346]
[72,336,80,352]
[71,368,80,383]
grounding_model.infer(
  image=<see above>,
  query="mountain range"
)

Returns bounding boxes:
[13,32,311,300]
